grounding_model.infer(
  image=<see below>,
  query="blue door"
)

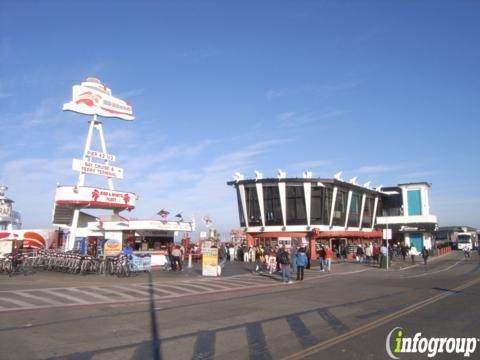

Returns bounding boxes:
[407,190,422,215]
[410,233,423,250]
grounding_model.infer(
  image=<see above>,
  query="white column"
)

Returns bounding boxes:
[238,184,249,227]
[344,190,353,229]
[67,209,80,251]
[69,116,96,250]
[96,121,114,191]
[329,187,338,228]
[359,193,366,230]
[78,118,96,187]
[303,182,311,226]
[371,196,379,230]
[278,182,287,227]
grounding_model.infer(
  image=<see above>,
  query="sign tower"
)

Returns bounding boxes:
[54,78,137,250]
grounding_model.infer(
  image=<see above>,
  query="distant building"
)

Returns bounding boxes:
[377,182,437,250]
[227,174,438,258]
[435,226,478,249]
[0,185,22,230]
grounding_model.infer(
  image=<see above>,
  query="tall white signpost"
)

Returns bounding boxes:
[383,226,392,271]
[62,78,134,250]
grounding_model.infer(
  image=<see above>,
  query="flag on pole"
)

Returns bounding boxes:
[96,217,104,229]
[157,209,170,219]
[203,215,213,228]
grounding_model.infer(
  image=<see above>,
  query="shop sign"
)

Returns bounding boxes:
[72,158,124,179]
[86,150,116,162]
[63,78,134,121]
[202,247,218,277]
[55,185,136,209]
[104,238,122,256]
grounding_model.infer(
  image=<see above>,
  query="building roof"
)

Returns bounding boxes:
[398,182,431,187]
[227,177,383,196]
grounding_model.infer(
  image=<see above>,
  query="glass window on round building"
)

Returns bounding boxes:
[286,184,307,225]
[332,188,348,226]
[245,186,262,226]
[263,185,283,225]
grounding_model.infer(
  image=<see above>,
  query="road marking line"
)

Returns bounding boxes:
[281,276,480,360]
[39,289,88,304]
[67,288,119,302]
[402,258,465,278]
[11,291,64,306]
[108,286,150,297]
[0,297,34,308]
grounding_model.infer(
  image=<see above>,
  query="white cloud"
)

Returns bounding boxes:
[355,164,402,174]
[276,109,344,127]
[293,160,333,169]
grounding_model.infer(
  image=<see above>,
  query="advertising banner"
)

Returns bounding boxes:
[103,238,122,256]
[55,185,136,210]
[202,247,218,277]
[63,78,134,121]
[72,159,124,179]
[86,150,116,162]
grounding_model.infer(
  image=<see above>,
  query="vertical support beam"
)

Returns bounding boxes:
[78,118,96,187]
[238,184,249,227]
[329,187,338,229]
[256,183,265,227]
[371,196,379,230]
[304,182,311,226]
[344,190,352,229]
[67,209,80,251]
[278,182,286,227]
[359,193,366,230]
[68,116,96,251]
[96,121,114,191]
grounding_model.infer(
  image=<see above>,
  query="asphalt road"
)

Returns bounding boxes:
[0,252,478,360]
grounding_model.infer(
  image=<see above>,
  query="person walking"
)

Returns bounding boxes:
[409,244,419,265]
[400,243,408,262]
[380,242,388,268]
[278,246,292,284]
[324,245,333,272]
[318,245,325,272]
[295,247,308,281]
[365,242,373,264]
[421,247,429,265]
[171,246,183,271]
[217,244,227,276]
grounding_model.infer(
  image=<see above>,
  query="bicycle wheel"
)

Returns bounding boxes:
[5,261,13,277]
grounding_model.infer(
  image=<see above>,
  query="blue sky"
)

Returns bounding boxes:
[1,0,479,236]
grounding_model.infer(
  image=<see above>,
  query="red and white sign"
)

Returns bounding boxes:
[72,159,124,179]
[55,185,136,210]
[62,77,134,121]
[0,229,58,250]
[86,150,116,162]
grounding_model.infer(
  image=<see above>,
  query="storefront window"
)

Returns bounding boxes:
[347,192,361,227]
[323,187,333,225]
[332,189,348,226]
[263,185,283,225]
[286,185,307,225]
[310,186,324,225]
[362,197,374,228]
[245,186,262,226]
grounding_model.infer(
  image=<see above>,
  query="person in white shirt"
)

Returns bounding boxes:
[409,245,419,264]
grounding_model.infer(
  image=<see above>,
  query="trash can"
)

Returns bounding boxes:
[380,255,391,268]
